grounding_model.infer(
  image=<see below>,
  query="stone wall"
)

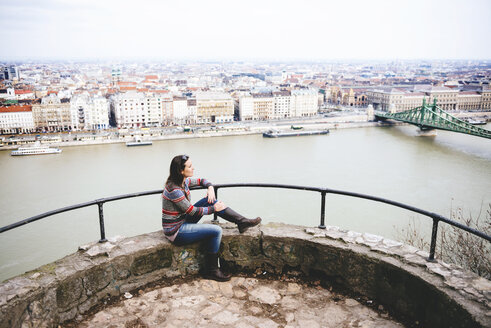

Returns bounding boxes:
[0,222,489,328]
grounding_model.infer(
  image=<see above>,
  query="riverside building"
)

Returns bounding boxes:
[195,92,234,124]
[238,93,276,121]
[187,99,197,124]
[481,88,491,110]
[110,92,164,129]
[272,91,291,119]
[291,89,318,117]
[367,85,491,112]
[457,91,482,111]
[32,94,72,132]
[161,95,173,126]
[326,87,369,107]
[414,86,458,111]
[70,95,110,130]
[238,89,318,120]
[251,93,274,121]
[0,105,35,134]
[238,93,254,121]
[172,96,191,125]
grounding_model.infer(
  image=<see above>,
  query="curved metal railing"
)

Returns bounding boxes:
[1,183,489,262]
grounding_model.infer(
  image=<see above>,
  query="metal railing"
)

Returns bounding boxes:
[1,183,490,262]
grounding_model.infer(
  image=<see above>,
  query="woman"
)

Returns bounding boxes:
[162,154,261,281]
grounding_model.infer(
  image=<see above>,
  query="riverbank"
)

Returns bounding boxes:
[1,111,489,150]
[0,116,380,150]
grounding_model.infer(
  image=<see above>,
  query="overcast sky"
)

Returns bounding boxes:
[1,0,490,61]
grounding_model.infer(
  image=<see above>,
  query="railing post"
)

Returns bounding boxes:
[318,191,326,229]
[213,186,218,222]
[428,217,439,261]
[97,202,107,243]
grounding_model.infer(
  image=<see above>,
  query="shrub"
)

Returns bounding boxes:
[398,204,491,279]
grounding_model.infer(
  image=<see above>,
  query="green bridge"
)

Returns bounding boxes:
[374,99,491,139]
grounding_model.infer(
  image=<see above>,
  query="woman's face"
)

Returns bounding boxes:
[181,159,194,179]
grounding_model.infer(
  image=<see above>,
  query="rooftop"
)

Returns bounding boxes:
[0,105,32,112]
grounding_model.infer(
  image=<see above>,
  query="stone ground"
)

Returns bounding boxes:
[73,276,404,328]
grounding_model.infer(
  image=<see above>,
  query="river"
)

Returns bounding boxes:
[1,124,490,282]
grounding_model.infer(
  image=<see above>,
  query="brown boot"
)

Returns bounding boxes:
[237,217,262,233]
[217,207,262,233]
[202,253,231,282]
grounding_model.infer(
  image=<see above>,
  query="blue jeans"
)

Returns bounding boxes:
[173,197,223,254]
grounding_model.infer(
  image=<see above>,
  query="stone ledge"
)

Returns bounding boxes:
[301,224,490,305]
[0,222,489,328]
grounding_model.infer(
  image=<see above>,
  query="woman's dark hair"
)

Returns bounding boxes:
[166,154,189,186]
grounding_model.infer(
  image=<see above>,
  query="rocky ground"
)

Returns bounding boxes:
[73,276,404,328]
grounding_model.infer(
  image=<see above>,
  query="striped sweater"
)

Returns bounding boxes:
[162,177,214,238]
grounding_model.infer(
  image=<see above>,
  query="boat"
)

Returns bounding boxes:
[291,125,303,130]
[126,136,152,147]
[11,142,62,156]
[466,119,487,125]
[263,129,330,138]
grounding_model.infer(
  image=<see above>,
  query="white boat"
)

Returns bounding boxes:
[466,118,487,125]
[126,136,152,147]
[11,142,62,156]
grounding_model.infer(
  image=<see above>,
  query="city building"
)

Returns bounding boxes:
[481,88,491,110]
[90,96,111,129]
[413,86,458,111]
[367,88,405,112]
[161,95,173,126]
[238,92,282,121]
[238,93,254,121]
[326,87,368,107]
[400,92,425,111]
[187,99,197,124]
[291,89,318,117]
[239,89,318,121]
[0,60,489,136]
[457,91,481,111]
[111,67,122,85]
[0,105,35,134]
[32,94,72,132]
[70,94,89,130]
[70,94,110,130]
[14,89,36,100]
[368,85,491,112]
[251,93,274,121]
[172,96,189,125]
[2,66,20,81]
[272,91,291,119]
[110,92,163,129]
[0,88,16,100]
[195,92,234,124]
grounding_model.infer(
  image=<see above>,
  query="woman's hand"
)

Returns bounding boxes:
[207,186,216,203]
[214,201,227,212]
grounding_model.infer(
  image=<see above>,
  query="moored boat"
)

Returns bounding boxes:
[263,129,329,138]
[466,118,487,125]
[11,142,62,156]
[126,136,152,147]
